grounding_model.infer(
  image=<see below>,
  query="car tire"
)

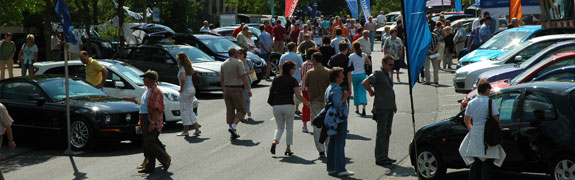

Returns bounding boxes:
[550,154,575,180]
[251,79,261,86]
[415,146,446,180]
[70,120,94,151]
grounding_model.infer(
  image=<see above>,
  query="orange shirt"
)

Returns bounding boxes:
[333,24,349,38]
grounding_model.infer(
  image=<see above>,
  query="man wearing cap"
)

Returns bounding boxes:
[79,51,108,89]
[124,70,171,173]
[221,48,251,139]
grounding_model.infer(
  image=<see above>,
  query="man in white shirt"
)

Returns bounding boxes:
[199,20,210,33]
[376,11,386,28]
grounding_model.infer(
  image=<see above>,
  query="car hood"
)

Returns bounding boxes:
[193,61,223,72]
[457,60,501,73]
[157,82,180,92]
[478,66,524,82]
[460,49,507,63]
[68,96,139,114]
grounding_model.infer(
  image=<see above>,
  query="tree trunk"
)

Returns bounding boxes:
[92,0,98,25]
[75,0,92,56]
[117,0,125,50]
[45,0,55,61]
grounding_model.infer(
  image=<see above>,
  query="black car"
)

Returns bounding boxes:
[409,81,575,180]
[82,30,120,59]
[0,75,140,150]
[172,34,267,85]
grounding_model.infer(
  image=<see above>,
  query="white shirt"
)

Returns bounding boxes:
[464,95,499,125]
[472,18,481,30]
[357,36,372,55]
[376,14,386,24]
[348,53,367,74]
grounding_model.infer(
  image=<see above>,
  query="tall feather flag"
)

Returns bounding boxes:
[346,0,360,19]
[403,0,431,87]
[510,0,522,22]
[55,0,76,43]
[285,0,299,18]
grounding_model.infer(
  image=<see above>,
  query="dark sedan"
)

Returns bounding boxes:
[1,75,141,150]
[410,81,575,180]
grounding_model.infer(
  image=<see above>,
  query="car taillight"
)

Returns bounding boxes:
[31,67,39,75]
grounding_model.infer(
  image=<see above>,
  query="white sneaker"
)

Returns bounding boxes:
[177,132,189,136]
[337,171,354,176]
[302,126,308,133]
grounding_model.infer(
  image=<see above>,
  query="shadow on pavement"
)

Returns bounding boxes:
[382,164,417,177]
[241,118,264,125]
[195,92,223,100]
[346,133,372,141]
[0,151,55,173]
[328,174,362,180]
[230,139,260,147]
[184,136,209,144]
[276,155,316,165]
[69,156,87,180]
[143,170,174,180]
[442,170,550,180]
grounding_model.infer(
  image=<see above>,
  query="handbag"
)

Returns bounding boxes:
[250,71,257,80]
[484,99,503,153]
[312,102,332,128]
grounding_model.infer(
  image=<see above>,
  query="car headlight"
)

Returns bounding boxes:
[164,92,180,101]
[455,72,468,79]
[197,72,218,77]
[100,42,112,49]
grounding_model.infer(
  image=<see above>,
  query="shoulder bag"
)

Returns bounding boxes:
[484,99,503,154]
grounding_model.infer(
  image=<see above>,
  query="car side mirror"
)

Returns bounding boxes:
[28,94,46,106]
[115,81,125,88]
[514,56,522,62]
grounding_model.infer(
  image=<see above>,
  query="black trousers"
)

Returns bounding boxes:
[141,115,170,170]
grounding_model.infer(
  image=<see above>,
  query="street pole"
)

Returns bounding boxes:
[400,0,420,179]
[63,30,73,155]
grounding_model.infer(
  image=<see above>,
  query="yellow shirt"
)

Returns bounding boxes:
[85,58,104,86]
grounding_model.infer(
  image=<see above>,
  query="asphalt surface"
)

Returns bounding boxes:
[0,45,551,180]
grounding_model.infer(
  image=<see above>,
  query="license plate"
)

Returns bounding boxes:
[135,126,142,134]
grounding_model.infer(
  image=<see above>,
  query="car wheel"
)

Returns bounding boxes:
[415,147,446,180]
[270,56,280,75]
[70,120,93,150]
[251,79,261,86]
[551,155,575,180]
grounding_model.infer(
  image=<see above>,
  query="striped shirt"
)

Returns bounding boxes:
[301,60,314,91]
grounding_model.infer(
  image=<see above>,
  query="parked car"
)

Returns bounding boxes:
[0,75,141,150]
[212,26,262,48]
[431,13,474,22]
[33,59,198,122]
[457,26,575,68]
[452,35,575,93]
[410,81,575,180]
[113,44,224,91]
[82,29,120,59]
[462,64,575,109]
[172,34,267,85]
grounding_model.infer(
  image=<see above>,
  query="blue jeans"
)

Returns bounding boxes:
[21,63,34,76]
[243,85,251,113]
[327,121,348,173]
[369,32,376,51]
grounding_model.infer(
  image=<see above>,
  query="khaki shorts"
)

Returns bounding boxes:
[273,41,285,54]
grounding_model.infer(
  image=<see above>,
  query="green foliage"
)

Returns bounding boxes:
[0,0,46,27]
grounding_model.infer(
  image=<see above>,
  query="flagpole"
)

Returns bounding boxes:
[400,0,420,179]
[63,29,72,155]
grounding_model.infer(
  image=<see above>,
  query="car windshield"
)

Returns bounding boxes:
[109,63,145,86]
[490,41,532,61]
[168,47,215,63]
[200,38,241,53]
[510,56,555,84]
[479,31,531,50]
[39,79,106,101]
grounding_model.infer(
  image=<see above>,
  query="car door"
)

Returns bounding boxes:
[148,48,179,84]
[515,92,559,163]
[492,92,525,166]
[1,81,60,130]
[127,47,156,72]
[102,70,134,98]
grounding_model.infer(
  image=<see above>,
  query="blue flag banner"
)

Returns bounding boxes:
[312,0,318,19]
[359,0,371,22]
[55,0,76,43]
[403,0,431,87]
[455,0,462,12]
[346,0,359,19]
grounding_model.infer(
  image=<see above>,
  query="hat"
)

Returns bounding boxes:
[140,70,159,81]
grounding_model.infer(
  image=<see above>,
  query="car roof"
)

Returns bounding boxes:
[534,65,575,80]
[34,59,123,68]
[552,51,575,60]
[527,34,575,43]
[192,34,224,39]
[2,75,69,82]
[511,25,541,31]
[503,81,575,94]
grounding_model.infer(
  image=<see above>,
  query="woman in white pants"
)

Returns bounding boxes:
[176,52,200,136]
[268,61,310,156]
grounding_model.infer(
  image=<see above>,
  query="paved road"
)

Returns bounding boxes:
[0,46,550,180]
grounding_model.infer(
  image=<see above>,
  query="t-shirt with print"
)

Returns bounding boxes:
[383,38,403,61]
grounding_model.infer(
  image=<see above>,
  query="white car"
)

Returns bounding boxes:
[453,35,575,93]
[33,59,198,123]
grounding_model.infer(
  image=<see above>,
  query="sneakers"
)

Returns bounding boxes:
[337,171,355,176]
[302,126,308,133]
[177,132,189,136]
[193,131,201,136]
[228,128,240,139]
[376,158,397,166]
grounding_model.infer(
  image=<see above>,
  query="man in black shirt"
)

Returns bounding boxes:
[327,41,353,92]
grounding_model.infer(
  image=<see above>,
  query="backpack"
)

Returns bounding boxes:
[484,99,503,154]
